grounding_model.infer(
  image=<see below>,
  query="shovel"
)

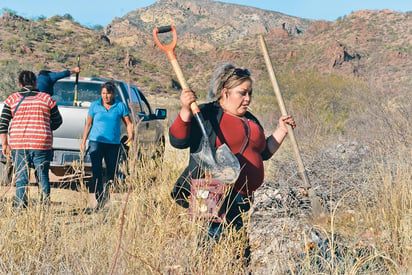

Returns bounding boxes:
[153,25,240,184]
[258,34,327,219]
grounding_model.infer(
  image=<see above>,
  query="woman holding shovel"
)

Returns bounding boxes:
[169,62,295,263]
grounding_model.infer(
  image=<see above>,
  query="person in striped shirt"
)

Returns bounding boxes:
[0,70,62,209]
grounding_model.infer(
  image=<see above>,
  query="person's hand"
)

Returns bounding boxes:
[179,89,196,122]
[72,67,80,74]
[180,89,196,111]
[278,115,296,134]
[2,144,10,159]
[80,142,86,153]
[125,137,132,147]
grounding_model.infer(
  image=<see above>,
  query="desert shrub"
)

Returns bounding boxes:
[92,25,103,32]
[26,25,47,42]
[33,63,46,72]
[63,28,74,36]
[249,70,368,153]
[0,60,22,99]
[2,36,20,53]
[345,81,410,153]
[38,42,51,52]
[149,83,158,91]
[364,150,411,269]
[277,71,367,143]
[62,13,74,21]
[49,48,68,63]
[141,61,158,72]
[49,15,63,23]
[37,15,46,22]
[0,8,17,17]
[139,75,151,84]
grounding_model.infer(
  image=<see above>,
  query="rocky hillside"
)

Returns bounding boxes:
[0,3,410,273]
[0,1,410,100]
[105,0,312,50]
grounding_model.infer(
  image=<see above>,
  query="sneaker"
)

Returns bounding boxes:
[95,192,109,211]
[11,202,27,214]
[12,198,27,211]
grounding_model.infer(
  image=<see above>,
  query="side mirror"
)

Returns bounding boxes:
[155,108,167,120]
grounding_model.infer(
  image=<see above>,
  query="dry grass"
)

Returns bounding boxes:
[0,143,250,274]
[0,96,410,274]
[0,144,409,274]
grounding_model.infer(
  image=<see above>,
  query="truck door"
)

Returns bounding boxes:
[129,86,158,151]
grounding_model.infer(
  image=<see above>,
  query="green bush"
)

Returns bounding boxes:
[39,42,51,52]
[2,37,20,53]
[63,28,74,36]
[264,70,368,144]
[0,61,23,100]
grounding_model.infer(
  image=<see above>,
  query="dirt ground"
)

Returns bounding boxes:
[1,171,99,210]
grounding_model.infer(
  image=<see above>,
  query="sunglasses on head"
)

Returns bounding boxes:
[223,68,251,87]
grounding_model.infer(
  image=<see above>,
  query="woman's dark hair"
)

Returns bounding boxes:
[18,70,37,87]
[101,81,116,94]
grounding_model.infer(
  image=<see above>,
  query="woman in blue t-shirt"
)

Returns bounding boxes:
[81,81,133,210]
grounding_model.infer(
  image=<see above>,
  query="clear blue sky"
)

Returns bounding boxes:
[1,0,411,27]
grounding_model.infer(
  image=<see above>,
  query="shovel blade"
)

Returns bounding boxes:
[307,188,328,223]
[192,143,240,184]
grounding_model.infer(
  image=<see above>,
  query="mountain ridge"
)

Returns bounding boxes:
[0,2,410,101]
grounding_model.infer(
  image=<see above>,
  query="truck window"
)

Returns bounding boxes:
[138,94,151,115]
[53,81,121,106]
[130,86,144,114]
[137,89,153,115]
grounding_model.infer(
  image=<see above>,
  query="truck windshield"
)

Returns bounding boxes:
[53,81,120,106]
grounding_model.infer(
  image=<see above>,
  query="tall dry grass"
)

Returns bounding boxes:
[0,142,250,273]
[287,84,411,274]
[0,138,409,274]
[0,81,410,274]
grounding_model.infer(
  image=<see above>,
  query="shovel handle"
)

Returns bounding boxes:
[153,26,178,61]
[75,55,80,82]
[258,35,311,189]
[73,55,80,106]
[153,25,199,115]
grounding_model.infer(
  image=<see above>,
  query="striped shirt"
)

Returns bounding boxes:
[0,88,62,150]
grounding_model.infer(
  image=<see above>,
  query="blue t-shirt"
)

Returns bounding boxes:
[88,99,130,144]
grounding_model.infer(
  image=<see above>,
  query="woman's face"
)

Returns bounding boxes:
[101,87,115,105]
[220,80,252,117]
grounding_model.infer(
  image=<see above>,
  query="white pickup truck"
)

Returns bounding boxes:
[0,76,167,183]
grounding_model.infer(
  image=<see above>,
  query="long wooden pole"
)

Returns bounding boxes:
[258,34,326,219]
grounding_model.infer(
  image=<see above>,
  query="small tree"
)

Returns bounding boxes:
[1,8,18,17]
[0,61,22,100]
[92,25,104,32]
[62,13,74,21]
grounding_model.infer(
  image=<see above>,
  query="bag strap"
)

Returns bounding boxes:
[13,88,31,116]
[215,115,250,155]
[238,116,250,155]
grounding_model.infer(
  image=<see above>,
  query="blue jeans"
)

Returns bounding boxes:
[88,141,120,203]
[208,191,252,239]
[208,191,252,264]
[12,149,52,207]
